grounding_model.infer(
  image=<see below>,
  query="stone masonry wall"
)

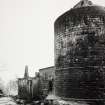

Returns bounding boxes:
[54,7,105,100]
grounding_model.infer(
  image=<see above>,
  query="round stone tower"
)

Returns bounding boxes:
[54,0,105,101]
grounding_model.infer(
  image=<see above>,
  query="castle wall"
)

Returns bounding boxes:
[54,6,105,99]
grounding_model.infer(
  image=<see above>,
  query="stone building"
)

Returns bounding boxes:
[54,0,105,104]
[39,66,55,97]
[18,66,41,101]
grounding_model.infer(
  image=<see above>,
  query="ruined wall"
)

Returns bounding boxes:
[54,6,105,99]
[39,66,55,97]
[18,77,41,100]
[18,78,30,100]
[32,77,41,100]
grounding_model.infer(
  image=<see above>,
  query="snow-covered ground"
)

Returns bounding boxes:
[0,97,17,105]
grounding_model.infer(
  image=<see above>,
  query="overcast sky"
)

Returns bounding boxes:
[0,0,105,84]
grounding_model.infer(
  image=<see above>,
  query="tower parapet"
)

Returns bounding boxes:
[73,0,93,9]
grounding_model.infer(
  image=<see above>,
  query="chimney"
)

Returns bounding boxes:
[24,65,29,78]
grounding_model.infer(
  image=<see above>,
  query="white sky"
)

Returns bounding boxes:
[0,0,105,84]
